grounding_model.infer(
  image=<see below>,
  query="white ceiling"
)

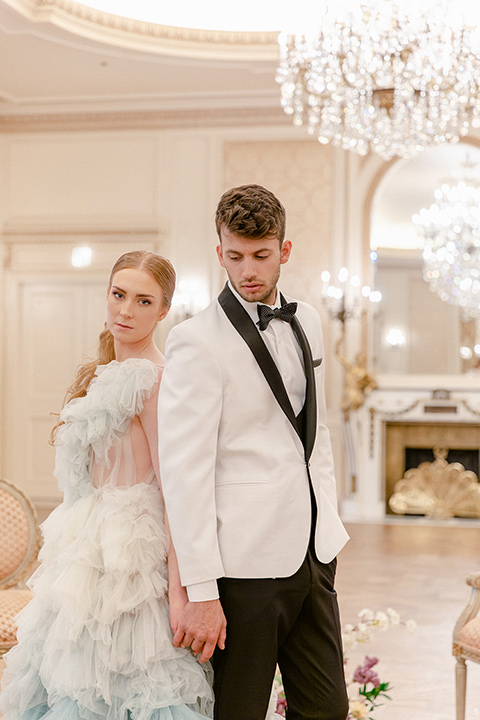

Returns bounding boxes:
[0,0,281,122]
[2,0,480,240]
[77,0,287,31]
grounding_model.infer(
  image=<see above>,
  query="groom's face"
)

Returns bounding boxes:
[217,227,292,305]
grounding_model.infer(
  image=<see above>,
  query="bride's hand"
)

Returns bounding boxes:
[168,585,188,635]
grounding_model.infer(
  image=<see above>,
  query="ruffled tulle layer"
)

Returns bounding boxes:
[54,359,159,503]
[14,699,211,720]
[0,483,213,720]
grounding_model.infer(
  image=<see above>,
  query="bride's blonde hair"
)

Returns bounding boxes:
[50,250,176,443]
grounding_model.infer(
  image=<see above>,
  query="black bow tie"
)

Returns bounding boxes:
[257,302,298,331]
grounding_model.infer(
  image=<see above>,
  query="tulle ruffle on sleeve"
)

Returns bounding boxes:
[54,359,159,501]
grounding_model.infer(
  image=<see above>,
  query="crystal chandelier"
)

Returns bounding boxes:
[413,182,480,318]
[276,1,480,160]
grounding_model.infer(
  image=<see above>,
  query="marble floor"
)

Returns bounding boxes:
[336,519,480,720]
[1,519,480,719]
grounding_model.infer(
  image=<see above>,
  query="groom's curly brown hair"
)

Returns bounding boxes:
[215,184,286,246]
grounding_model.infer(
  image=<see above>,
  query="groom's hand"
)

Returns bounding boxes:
[172,599,227,664]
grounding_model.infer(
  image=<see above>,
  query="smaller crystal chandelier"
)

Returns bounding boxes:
[413,181,480,318]
[276,1,480,160]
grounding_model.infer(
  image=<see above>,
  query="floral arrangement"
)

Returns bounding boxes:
[274,607,416,720]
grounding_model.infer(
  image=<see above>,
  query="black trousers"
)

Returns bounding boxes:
[212,550,348,720]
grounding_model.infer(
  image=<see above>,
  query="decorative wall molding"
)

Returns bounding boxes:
[4,0,279,60]
[2,221,161,238]
[0,105,290,133]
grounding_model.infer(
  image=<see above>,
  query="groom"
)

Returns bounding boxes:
[158,184,349,720]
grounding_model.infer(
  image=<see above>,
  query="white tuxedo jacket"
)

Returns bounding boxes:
[158,286,349,590]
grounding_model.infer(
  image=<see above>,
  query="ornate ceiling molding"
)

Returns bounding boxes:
[4,0,279,60]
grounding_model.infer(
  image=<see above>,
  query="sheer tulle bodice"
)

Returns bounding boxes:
[90,418,157,488]
[54,359,163,501]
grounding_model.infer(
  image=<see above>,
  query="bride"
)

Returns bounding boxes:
[0,250,214,720]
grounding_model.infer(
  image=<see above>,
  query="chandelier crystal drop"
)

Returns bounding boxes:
[276,1,480,160]
[413,182,480,318]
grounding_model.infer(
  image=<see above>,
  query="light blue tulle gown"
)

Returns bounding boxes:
[0,358,214,720]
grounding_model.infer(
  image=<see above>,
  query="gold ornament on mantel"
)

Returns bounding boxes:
[335,325,378,418]
[389,446,480,519]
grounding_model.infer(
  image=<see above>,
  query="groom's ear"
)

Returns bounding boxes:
[216,244,225,268]
[280,240,292,265]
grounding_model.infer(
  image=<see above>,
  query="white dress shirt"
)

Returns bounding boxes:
[229,282,306,415]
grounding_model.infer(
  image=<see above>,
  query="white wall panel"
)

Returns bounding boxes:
[3,276,108,502]
[166,134,221,306]
[24,285,83,395]
[7,133,160,227]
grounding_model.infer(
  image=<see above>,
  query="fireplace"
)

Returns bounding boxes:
[339,381,480,522]
[385,422,480,514]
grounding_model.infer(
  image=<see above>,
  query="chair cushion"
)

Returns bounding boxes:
[0,588,33,649]
[459,616,480,653]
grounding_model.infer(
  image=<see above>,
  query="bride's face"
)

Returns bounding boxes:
[106,267,168,347]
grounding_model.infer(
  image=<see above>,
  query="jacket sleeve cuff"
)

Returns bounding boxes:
[186,580,219,602]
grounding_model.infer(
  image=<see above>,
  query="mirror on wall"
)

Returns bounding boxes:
[370,141,480,375]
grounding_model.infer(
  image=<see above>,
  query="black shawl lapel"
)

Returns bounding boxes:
[218,284,300,440]
[284,297,317,462]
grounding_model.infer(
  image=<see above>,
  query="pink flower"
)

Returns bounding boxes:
[353,656,380,686]
[276,696,287,715]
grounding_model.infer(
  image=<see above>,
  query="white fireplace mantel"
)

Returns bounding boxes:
[340,374,480,522]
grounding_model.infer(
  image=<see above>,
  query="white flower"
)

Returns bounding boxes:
[374,611,389,630]
[387,607,400,625]
[342,624,360,647]
[355,623,373,643]
[406,619,417,633]
[349,699,368,719]
[342,607,416,720]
